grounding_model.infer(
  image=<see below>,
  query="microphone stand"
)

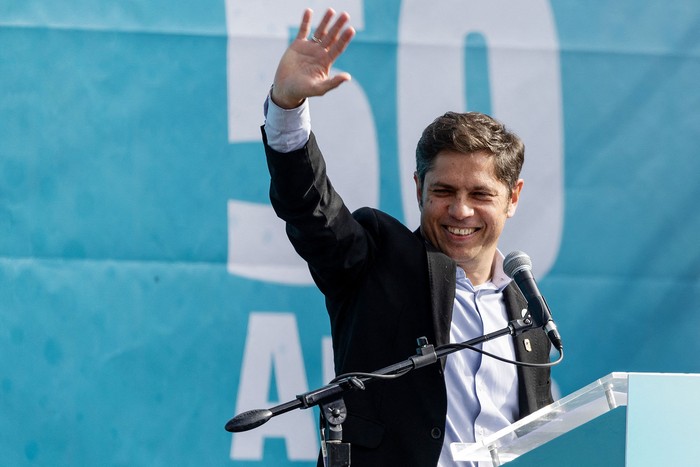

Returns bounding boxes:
[225,316,535,466]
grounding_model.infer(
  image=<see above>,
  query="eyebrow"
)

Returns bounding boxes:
[429,181,499,194]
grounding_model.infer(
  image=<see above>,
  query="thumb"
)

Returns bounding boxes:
[319,72,352,95]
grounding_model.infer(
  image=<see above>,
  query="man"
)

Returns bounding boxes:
[262,8,553,466]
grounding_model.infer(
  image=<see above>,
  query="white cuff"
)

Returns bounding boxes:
[263,91,311,153]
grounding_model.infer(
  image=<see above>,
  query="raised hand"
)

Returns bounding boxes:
[271,8,356,109]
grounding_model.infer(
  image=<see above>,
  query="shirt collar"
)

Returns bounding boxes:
[455,249,511,292]
[491,249,511,291]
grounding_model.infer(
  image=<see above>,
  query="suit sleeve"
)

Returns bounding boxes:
[262,127,377,297]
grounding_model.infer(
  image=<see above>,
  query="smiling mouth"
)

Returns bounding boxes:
[446,226,478,236]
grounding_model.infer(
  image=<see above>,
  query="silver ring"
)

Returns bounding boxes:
[311,35,323,44]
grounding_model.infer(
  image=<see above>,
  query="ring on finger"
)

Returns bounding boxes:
[310,35,323,45]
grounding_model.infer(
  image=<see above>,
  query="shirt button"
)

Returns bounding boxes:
[430,427,442,439]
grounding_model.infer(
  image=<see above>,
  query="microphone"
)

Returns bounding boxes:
[503,251,563,351]
[225,409,273,432]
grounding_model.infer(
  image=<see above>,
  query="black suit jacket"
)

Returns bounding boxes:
[263,129,553,466]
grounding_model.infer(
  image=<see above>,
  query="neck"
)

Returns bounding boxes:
[458,260,494,286]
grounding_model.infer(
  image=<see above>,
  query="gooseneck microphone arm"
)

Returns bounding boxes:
[225,315,537,433]
[226,252,564,467]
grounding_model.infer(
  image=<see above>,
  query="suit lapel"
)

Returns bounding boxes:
[423,239,456,348]
[503,282,545,364]
[503,282,553,416]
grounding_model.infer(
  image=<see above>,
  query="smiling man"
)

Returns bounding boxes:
[261,8,553,467]
[414,112,525,286]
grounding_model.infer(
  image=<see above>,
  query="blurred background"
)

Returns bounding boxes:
[1,0,699,465]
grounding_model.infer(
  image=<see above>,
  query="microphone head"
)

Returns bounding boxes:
[225,409,273,432]
[503,251,532,279]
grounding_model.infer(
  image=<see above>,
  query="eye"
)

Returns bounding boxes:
[472,191,495,201]
[430,188,452,196]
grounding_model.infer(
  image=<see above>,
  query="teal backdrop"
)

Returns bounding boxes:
[1,1,699,465]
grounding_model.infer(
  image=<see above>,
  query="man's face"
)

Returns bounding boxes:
[415,150,523,284]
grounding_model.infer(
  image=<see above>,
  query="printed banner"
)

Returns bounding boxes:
[1,1,699,465]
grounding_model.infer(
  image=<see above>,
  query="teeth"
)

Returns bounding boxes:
[447,227,476,236]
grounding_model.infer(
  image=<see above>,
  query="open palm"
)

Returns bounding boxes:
[271,9,356,109]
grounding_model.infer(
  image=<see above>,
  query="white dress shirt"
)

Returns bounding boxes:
[438,252,519,467]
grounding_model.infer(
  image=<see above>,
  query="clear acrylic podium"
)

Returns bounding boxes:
[451,372,700,466]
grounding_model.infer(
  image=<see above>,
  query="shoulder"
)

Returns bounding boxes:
[352,207,419,240]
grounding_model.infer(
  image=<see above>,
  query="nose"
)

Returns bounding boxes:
[448,197,474,219]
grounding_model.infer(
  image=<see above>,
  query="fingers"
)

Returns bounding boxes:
[327,25,355,62]
[323,11,350,46]
[295,8,313,40]
[309,9,352,50]
[295,8,354,52]
[312,9,335,42]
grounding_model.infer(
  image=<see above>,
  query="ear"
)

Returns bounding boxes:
[506,179,524,217]
[414,172,423,210]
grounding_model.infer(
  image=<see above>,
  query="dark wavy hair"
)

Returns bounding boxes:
[415,111,524,193]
